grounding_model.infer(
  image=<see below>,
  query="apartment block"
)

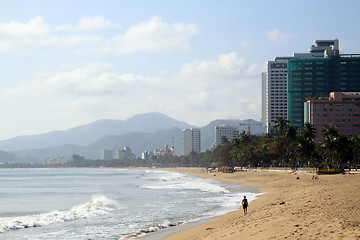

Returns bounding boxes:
[304,92,360,140]
[263,39,349,133]
[214,124,239,147]
[182,128,201,155]
[288,53,360,127]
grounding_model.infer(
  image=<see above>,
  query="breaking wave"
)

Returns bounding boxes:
[140,173,229,193]
[0,196,119,233]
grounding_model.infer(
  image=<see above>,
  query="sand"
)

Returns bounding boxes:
[159,168,360,240]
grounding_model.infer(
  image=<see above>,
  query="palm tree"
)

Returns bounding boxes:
[321,124,340,168]
[351,135,360,169]
[274,116,289,136]
[273,117,298,167]
[302,122,317,142]
[230,131,252,169]
[296,123,317,166]
[335,135,352,169]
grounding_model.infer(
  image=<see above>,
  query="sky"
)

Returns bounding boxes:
[1,0,360,140]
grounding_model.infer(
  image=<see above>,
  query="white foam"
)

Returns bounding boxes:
[119,219,186,240]
[139,181,229,193]
[0,195,119,233]
[140,172,229,193]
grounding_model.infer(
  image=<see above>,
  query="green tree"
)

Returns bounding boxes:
[321,124,340,168]
[351,135,360,168]
[214,142,234,167]
[296,122,317,166]
[336,135,352,169]
[274,116,289,136]
[273,117,298,167]
[230,131,252,169]
[221,136,229,144]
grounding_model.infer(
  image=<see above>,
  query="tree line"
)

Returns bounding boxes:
[1,117,359,170]
[151,117,360,170]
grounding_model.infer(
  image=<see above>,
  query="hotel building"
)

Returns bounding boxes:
[182,128,201,155]
[263,39,340,134]
[288,51,360,127]
[262,57,290,134]
[304,92,360,140]
[214,124,239,147]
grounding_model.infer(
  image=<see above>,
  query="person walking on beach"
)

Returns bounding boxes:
[242,196,248,214]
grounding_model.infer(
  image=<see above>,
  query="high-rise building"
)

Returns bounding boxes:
[182,128,201,155]
[287,52,360,127]
[116,147,135,160]
[262,57,291,134]
[262,39,358,132]
[214,124,239,147]
[101,149,114,160]
[304,92,360,140]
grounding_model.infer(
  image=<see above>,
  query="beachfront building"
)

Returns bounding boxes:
[101,149,114,160]
[153,145,175,157]
[153,148,164,157]
[262,57,291,134]
[262,39,340,134]
[182,128,201,155]
[287,40,360,127]
[304,92,360,140]
[214,124,239,147]
[141,150,153,160]
[116,147,136,160]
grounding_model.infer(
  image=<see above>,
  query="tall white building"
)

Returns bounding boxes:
[214,124,239,147]
[262,39,340,134]
[182,128,201,155]
[262,57,290,134]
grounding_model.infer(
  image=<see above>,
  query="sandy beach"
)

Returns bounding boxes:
[158,168,360,240]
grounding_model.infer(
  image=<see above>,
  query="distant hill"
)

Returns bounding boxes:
[0,149,38,164]
[12,128,183,161]
[0,112,193,151]
[10,118,265,163]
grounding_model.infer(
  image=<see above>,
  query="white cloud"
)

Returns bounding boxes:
[105,15,199,54]
[0,15,198,55]
[266,29,292,44]
[55,16,117,32]
[0,16,104,53]
[173,52,262,122]
[0,16,50,52]
[0,16,50,37]
[180,52,260,79]
[0,52,261,138]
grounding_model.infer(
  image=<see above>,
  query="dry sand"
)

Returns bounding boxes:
[160,168,360,240]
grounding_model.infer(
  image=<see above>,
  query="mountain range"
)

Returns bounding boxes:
[0,112,265,163]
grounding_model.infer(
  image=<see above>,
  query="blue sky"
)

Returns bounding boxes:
[1,0,360,140]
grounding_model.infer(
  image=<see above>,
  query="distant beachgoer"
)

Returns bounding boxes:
[242,196,248,214]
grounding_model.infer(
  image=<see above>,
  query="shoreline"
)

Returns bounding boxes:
[3,167,360,239]
[148,168,360,240]
[138,167,260,240]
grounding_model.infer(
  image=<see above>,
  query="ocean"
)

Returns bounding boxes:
[0,168,259,239]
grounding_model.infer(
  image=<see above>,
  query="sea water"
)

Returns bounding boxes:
[0,168,259,239]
